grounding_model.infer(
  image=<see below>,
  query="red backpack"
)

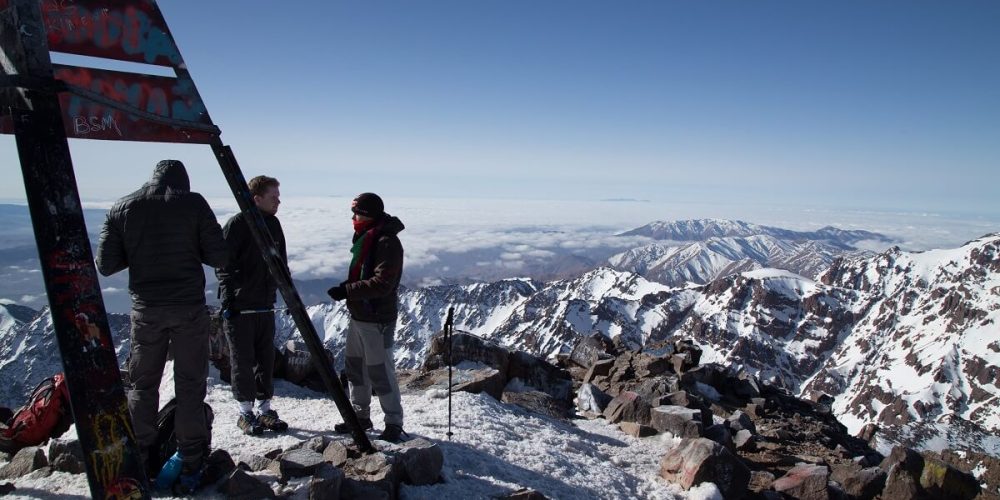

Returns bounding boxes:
[0,373,74,454]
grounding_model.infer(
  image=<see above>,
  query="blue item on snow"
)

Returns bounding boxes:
[154,451,183,489]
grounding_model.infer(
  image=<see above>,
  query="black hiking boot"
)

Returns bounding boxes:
[257,410,288,432]
[377,424,408,443]
[237,412,263,436]
[333,417,373,434]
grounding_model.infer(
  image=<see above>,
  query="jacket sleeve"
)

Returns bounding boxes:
[197,197,229,269]
[215,215,247,304]
[95,211,127,276]
[344,236,403,300]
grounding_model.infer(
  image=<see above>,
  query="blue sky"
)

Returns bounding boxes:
[1,1,998,215]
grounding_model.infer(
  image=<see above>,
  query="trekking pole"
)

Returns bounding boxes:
[444,306,454,440]
[222,307,287,320]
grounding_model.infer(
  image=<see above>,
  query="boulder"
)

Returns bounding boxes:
[577,383,613,417]
[674,339,702,365]
[502,388,572,420]
[726,410,757,435]
[633,354,671,378]
[671,353,696,375]
[603,391,652,425]
[322,440,349,468]
[423,332,510,375]
[504,488,548,499]
[568,333,614,369]
[632,376,681,403]
[880,446,925,499]
[409,365,507,400]
[47,439,85,474]
[830,463,885,500]
[855,423,878,442]
[704,424,734,452]
[341,478,392,500]
[619,422,657,438]
[919,456,981,499]
[398,438,443,486]
[659,437,750,499]
[583,358,615,384]
[205,449,237,484]
[270,448,327,480]
[343,450,402,498]
[650,405,703,438]
[242,454,275,472]
[733,429,756,451]
[0,447,46,480]
[507,351,574,402]
[218,468,277,499]
[729,370,761,399]
[308,462,344,500]
[772,463,830,500]
[748,470,775,492]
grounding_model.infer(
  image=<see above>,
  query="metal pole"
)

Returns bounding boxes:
[445,307,454,440]
[2,1,149,496]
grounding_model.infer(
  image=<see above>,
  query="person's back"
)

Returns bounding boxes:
[96,159,226,494]
[97,159,227,306]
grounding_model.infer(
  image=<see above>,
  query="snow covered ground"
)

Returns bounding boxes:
[5,364,722,499]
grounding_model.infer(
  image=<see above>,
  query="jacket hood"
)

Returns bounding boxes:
[380,214,404,236]
[149,160,191,192]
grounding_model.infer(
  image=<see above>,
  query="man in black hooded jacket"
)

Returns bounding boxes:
[96,160,227,493]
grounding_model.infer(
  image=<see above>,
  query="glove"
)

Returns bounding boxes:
[219,301,238,320]
[327,284,347,301]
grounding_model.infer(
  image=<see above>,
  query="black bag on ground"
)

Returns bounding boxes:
[150,398,214,472]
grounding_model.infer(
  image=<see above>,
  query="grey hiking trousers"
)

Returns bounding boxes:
[344,319,403,427]
[127,304,210,468]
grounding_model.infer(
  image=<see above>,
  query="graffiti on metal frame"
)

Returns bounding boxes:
[42,0,184,68]
[53,64,214,142]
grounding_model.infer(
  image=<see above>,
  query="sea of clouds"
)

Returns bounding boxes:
[1,196,997,313]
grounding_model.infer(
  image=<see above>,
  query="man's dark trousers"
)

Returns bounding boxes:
[224,311,276,402]
[128,304,211,469]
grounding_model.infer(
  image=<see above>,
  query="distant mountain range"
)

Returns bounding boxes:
[609,219,895,287]
[618,218,893,246]
[2,220,997,458]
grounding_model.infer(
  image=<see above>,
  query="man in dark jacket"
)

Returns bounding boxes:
[215,175,289,435]
[327,192,406,442]
[96,160,227,493]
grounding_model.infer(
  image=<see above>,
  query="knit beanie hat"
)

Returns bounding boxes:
[351,192,384,217]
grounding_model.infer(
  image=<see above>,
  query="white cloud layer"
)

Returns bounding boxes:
[197,196,1000,283]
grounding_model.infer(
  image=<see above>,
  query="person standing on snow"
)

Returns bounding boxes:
[216,175,290,436]
[327,192,407,442]
[96,159,227,493]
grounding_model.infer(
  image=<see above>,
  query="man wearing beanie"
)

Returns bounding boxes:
[327,193,407,442]
[96,160,227,493]
[216,175,290,436]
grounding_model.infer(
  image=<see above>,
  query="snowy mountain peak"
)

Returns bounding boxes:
[619,218,893,247]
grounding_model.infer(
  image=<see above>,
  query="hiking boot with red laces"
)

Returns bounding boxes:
[333,417,373,434]
[237,412,263,436]
[257,410,288,432]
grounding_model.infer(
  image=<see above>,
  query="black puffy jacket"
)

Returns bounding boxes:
[96,160,228,308]
[215,211,288,309]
